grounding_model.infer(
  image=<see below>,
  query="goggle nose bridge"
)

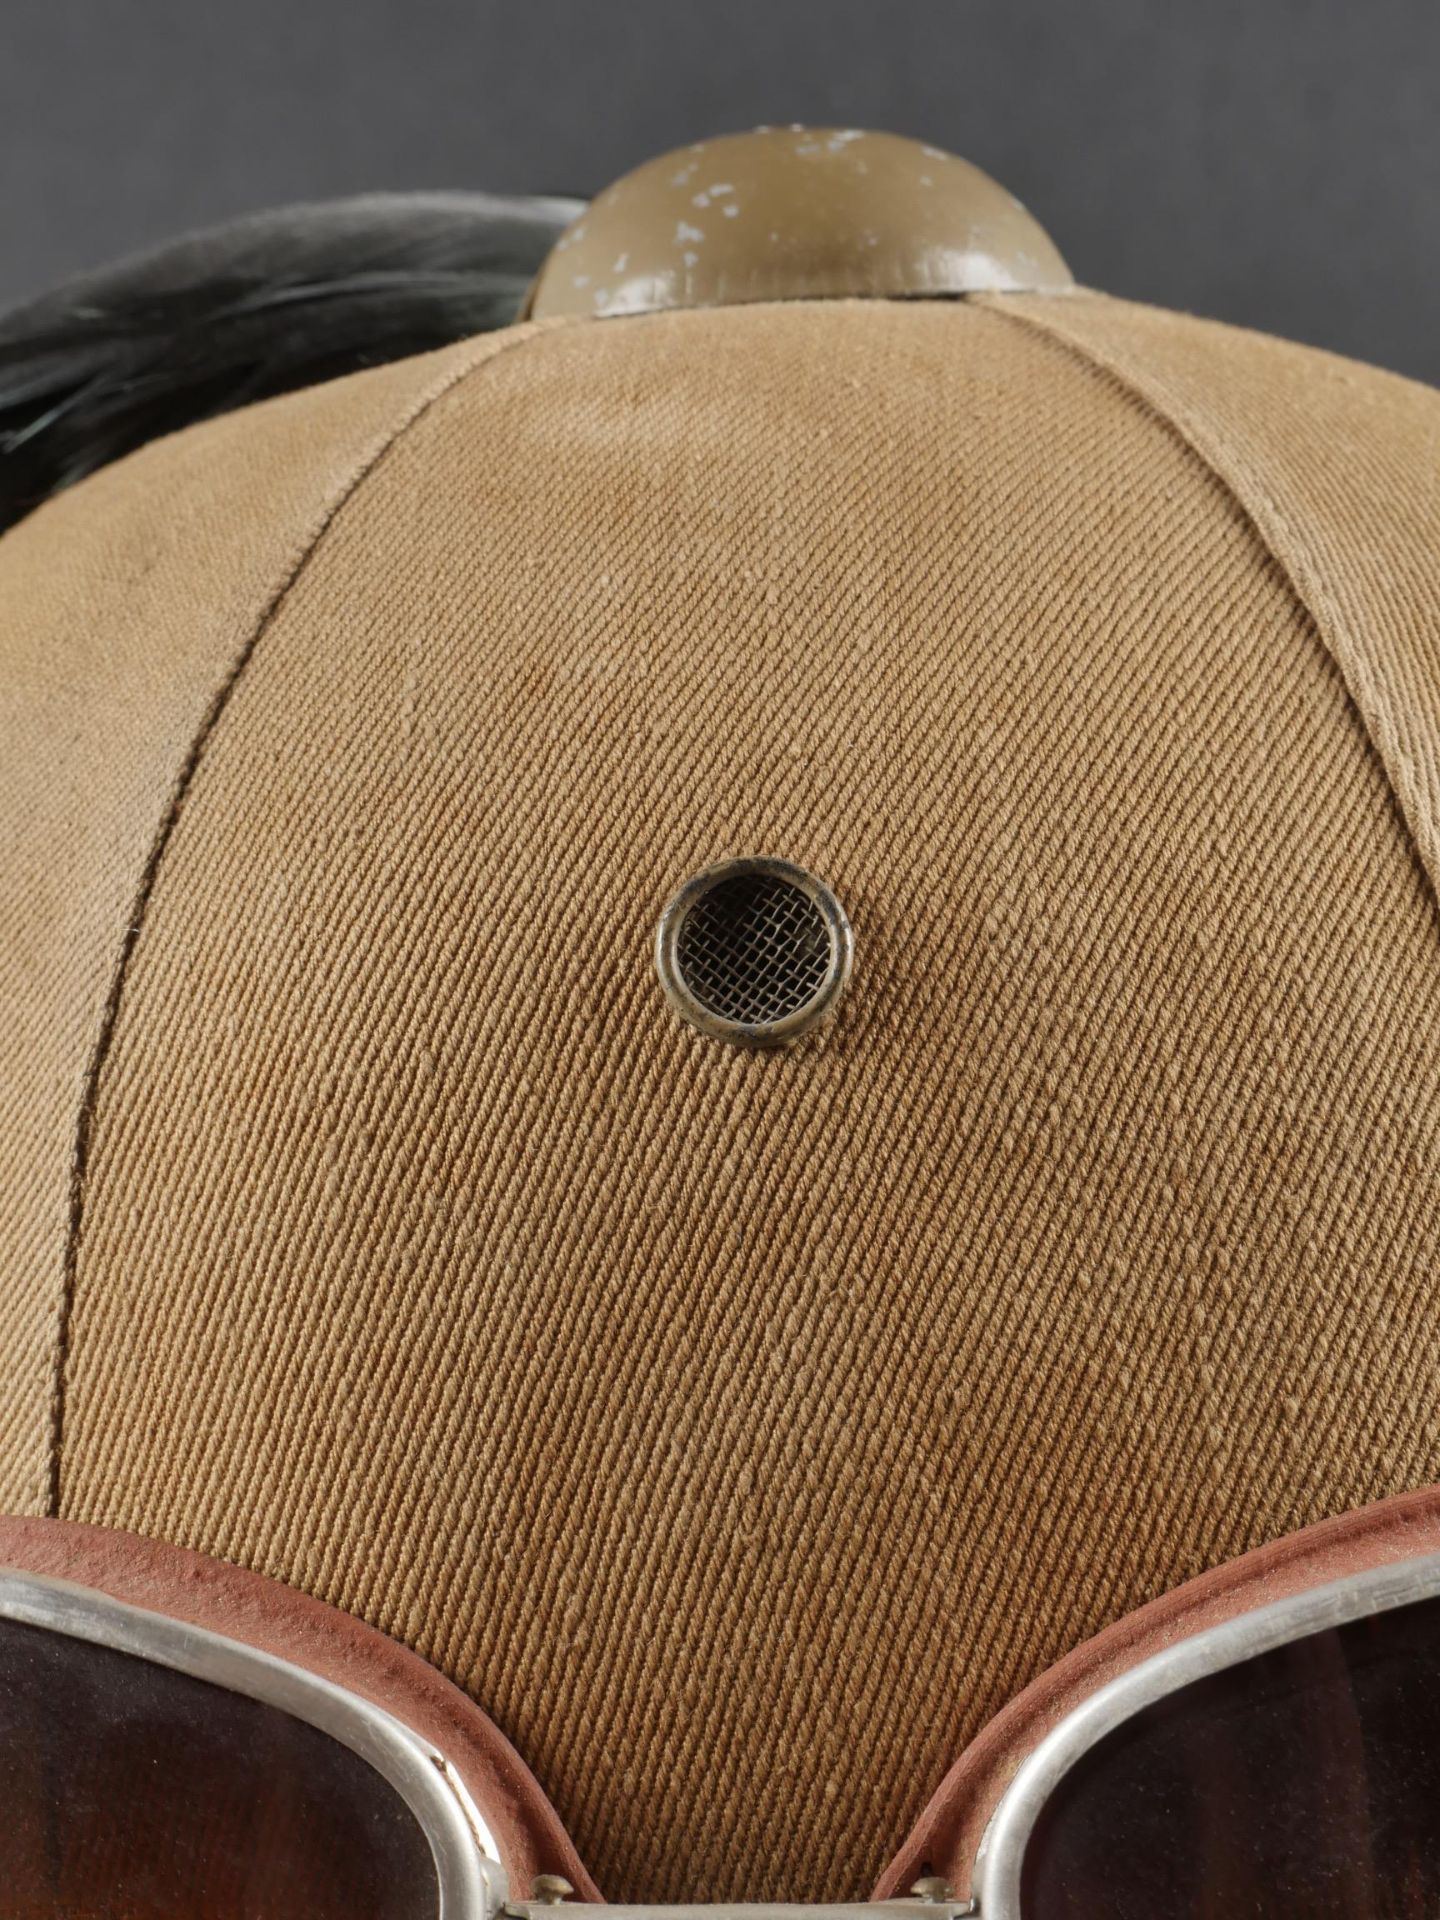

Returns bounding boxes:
[505,1894,973,1920]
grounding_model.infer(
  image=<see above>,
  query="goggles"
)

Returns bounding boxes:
[3,1487,1440,1919]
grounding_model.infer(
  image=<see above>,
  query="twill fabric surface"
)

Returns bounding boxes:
[990,290,1440,903]
[0,324,535,1517]
[2,296,1440,1902]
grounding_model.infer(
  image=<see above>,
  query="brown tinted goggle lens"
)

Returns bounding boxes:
[1021,1591,1440,1918]
[0,1616,438,1918]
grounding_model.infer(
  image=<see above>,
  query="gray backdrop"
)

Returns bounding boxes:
[3,0,1438,381]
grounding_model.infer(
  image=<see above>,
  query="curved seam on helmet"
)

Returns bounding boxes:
[46,321,553,1518]
[976,292,1440,926]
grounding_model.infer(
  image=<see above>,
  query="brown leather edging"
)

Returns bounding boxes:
[0,1515,600,1901]
[874,1480,1440,1899]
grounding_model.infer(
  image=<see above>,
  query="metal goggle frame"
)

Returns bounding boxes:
[4,1488,1440,1918]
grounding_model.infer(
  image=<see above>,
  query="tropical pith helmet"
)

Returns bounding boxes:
[4,127,1440,1904]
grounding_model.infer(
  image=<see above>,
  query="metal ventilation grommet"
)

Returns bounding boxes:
[655,857,853,1048]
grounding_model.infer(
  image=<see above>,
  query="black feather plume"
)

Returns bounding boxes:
[0,189,583,534]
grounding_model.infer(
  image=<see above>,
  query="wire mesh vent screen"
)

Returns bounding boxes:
[674,872,833,1027]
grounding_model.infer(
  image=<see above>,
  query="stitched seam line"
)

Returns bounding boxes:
[46,324,545,1516]
[978,293,1440,921]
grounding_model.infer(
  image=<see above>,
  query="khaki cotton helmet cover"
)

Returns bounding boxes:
[4,137,1440,1906]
